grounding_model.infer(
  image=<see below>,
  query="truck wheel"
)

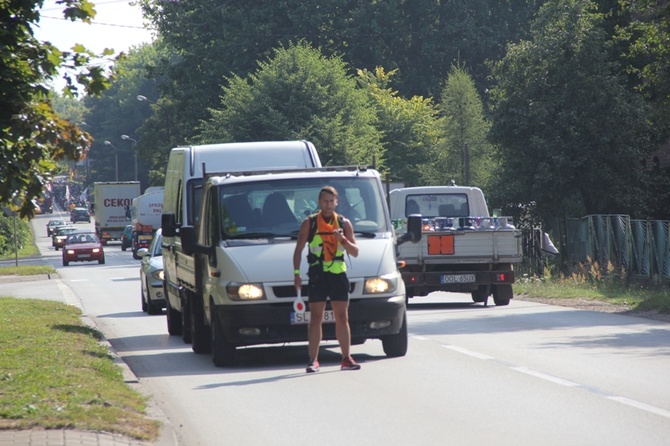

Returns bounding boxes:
[181,295,192,344]
[381,311,408,358]
[471,286,488,303]
[190,293,211,354]
[166,293,183,336]
[493,284,513,306]
[132,249,140,260]
[211,308,236,367]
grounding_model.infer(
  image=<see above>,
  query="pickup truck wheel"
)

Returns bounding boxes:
[471,286,488,303]
[166,291,183,336]
[493,284,513,306]
[190,293,211,354]
[211,310,236,367]
[381,311,408,358]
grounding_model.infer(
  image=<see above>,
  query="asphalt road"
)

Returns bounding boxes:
[28,213,670,446]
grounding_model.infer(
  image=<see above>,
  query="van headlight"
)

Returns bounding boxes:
[364,275,397,294]
[227,283,266,301]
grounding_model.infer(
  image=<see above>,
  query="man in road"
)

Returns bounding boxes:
[293,186,360,373]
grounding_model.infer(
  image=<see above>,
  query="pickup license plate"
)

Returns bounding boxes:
[440,274,475,284]
[291,310,335,325]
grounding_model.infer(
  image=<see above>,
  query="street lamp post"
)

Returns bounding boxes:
[121,135,138,181]
[104,140,119,181]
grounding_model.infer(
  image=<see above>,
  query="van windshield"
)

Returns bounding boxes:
[217,177,387,239]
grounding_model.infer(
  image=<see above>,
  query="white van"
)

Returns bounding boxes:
[171,166,422,366]
[161,141,321,338]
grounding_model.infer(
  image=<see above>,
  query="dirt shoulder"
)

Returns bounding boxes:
[515,294,670,323]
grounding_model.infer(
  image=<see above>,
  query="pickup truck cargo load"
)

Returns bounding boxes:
[165,165,420,367]
[93,181,141,244]
[161,140,322,339]
[390,185,523,306]
[130,187,164,259]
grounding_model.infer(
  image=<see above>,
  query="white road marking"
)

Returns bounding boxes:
[443,344,495,360]
[510,366,581,387]
[607,396,670,419]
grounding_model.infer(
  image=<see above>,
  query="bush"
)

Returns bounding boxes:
[0,214,31,256]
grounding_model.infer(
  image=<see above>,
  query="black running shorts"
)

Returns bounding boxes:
[307,270,349,302]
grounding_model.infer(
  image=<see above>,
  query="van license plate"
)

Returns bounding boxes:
[291,310,335,325]
[440,274,475,284]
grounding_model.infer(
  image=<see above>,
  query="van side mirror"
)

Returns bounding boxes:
[180,226,196,255]
[397,214,422,245]
[161,213,177,237]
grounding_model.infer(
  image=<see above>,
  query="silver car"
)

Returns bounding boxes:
[138,229,165,314]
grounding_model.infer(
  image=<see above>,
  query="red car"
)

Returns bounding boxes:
[62,231,105,266]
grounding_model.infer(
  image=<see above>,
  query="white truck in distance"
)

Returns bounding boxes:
[130,187,164,259]
[93,181,141,245]
[390,185,523,306]
[169,165,421,367]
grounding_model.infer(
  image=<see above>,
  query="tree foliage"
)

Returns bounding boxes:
[489,0,653,227]
[0,0,115,217]
[358,67,442,187]
[423,65,494,189]
[198,43,382,167]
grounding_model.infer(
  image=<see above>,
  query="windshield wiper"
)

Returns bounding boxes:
[226,232,276,240]
[354,231,376,238]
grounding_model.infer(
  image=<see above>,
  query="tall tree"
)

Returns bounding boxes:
[358,67,442,187]
[1,0,114,217]
[83,43,161,187]
[489,0,652,227]
[198,42,382,167]
[424,65,494,189]
[138,0,540,146]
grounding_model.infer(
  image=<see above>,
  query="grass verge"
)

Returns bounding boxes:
[0,298,159,440]
[513,274,670,313]
[0,265,57,276]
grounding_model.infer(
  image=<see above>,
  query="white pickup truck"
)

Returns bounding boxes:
[389,185,523,306]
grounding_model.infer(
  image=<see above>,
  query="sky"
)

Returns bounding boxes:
[34,0,154,89]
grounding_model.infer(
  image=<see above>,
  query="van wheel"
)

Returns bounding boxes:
[211,309,236,367]
[493,284,513,306]
[381,311,408,358]
[166,292,182,336]
[190,293,211,354]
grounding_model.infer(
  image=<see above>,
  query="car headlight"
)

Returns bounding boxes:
[92,248,100,253]
[66,249,75,255]
[364,275,398,294]
[226,283,265,301]
[152,270,164,281]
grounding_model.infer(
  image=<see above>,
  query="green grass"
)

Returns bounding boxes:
[0,298,159,440]
[513,273,670,313]
[0,225,39,261]
[0,265,57,276]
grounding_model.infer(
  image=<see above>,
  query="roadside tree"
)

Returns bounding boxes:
[489,0,652,227]
[197,43,383,167]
